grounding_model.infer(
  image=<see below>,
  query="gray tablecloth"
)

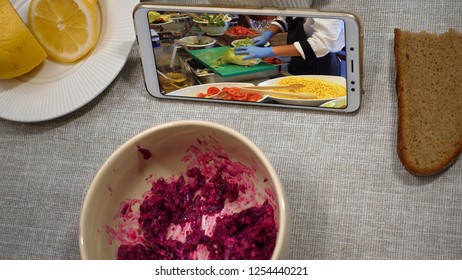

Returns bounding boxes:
[1,0,461,260]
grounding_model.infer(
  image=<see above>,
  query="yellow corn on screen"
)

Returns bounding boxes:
[275,77,346,99]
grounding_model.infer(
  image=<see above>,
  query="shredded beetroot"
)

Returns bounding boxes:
[116,165,277,260]
[136,145,152,160]
[206,200,276,260]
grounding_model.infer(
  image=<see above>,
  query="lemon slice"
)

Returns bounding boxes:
[28,0,99,63]
[0,0,47,79]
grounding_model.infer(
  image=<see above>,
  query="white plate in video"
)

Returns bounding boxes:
[166,83,270,102]
[258,75,347,106]
[150,19,173,26]
[320,96,347,108]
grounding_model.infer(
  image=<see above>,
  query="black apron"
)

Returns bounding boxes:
[286,17,341,76]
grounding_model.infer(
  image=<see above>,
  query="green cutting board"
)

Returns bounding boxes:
[188,46,276,78]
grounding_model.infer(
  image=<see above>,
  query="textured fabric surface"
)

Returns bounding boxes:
[1,0,461,260]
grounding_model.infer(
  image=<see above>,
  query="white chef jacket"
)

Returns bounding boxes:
[271,17,345,59]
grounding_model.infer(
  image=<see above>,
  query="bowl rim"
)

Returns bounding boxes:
[193,17,232,25]
[178,36,216,47]
[169,14,190,20]
[79,120,289,260]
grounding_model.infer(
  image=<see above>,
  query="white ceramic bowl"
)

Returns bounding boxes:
[177,36,216,50]
[162,15,190,32]
[79,120,290,260]
[193,17,232,36]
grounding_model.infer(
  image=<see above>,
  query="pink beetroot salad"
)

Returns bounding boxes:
[107,139,278,260]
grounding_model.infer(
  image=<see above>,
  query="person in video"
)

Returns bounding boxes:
[234,17,345,76]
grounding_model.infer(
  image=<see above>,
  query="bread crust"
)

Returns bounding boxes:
[394,28,462,176]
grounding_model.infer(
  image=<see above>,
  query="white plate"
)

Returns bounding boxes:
[0,0,138,122]
[258,75,347,106]
[166,82,270,102]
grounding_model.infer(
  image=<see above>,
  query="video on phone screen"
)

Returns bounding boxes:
[148,10,347,108]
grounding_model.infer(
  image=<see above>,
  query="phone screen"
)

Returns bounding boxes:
[140,8,361,111]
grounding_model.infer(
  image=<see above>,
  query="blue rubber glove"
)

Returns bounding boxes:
[251,30,273,46]
[234,46,275,60]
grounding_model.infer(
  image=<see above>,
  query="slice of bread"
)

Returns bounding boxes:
[394,28,462,176]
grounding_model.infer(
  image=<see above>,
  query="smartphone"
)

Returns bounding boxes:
[133,3,363,112]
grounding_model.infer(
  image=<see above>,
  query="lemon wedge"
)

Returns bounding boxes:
[28,0,100,63]
[0,0,47,79]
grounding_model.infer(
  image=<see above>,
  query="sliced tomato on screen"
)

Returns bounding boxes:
[227,87,243,96]
[206,86,220,96]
